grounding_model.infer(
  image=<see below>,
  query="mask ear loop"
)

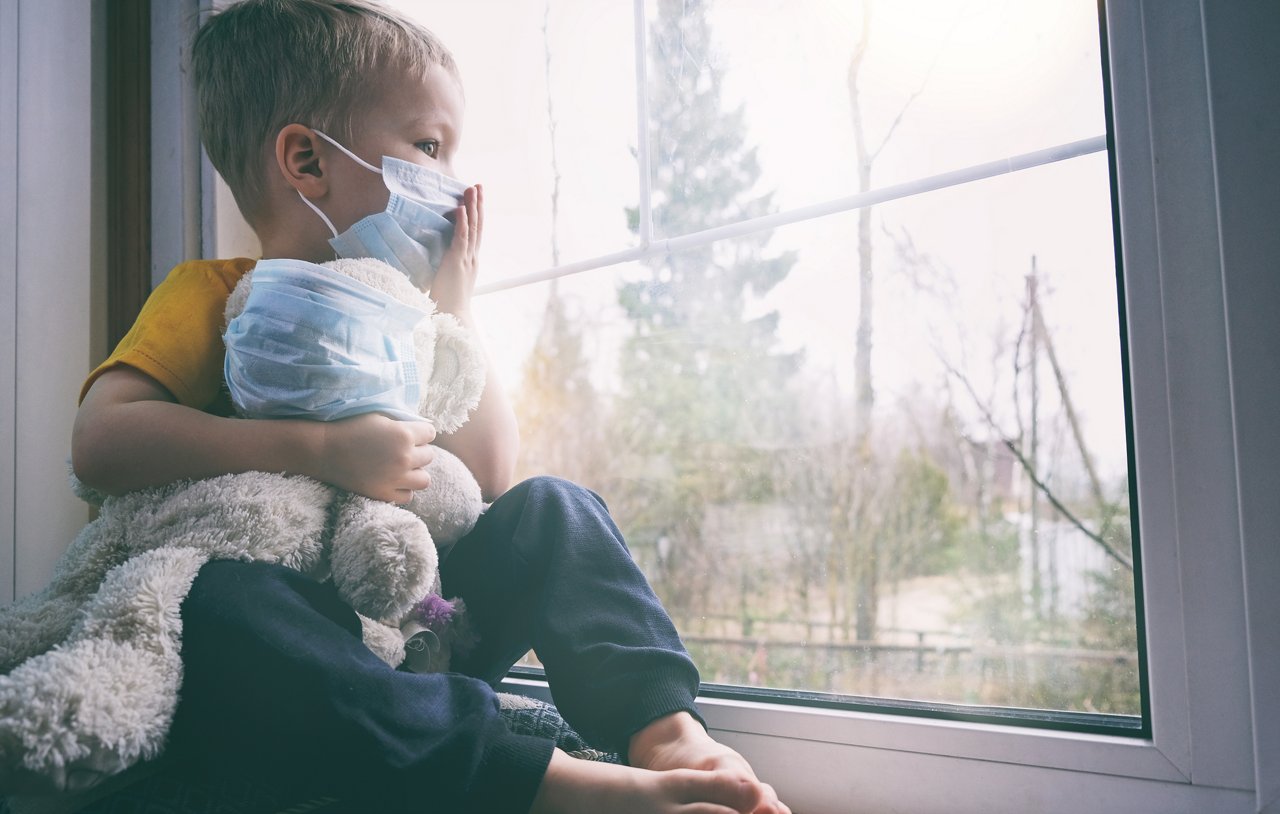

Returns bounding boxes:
[312,128,384,174]
[297,191,339,238]
[297,128,386,240]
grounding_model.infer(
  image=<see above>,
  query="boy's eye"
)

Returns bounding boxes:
[415,140,440,158]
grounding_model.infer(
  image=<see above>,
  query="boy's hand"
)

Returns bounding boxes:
[318,413,436,504]
[430,183,483,314]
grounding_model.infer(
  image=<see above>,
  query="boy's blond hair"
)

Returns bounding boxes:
[192,0,458,224]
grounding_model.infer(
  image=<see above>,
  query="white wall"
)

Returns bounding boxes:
[0,1,105,603]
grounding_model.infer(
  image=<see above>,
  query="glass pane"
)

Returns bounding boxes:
[392,0,640,282]
[644,0,1107,237]
[480,150,1140,717]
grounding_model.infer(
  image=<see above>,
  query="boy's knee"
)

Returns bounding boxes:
[183,560,353,636]
[510,475,607,513]
[188,558,289,594]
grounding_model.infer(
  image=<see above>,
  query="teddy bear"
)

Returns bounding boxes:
[0,257,493,792]
[221,256,489,671]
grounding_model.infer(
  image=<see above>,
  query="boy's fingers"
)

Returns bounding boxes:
[404,468,431,492]
[674,770,763,811]
[750,785,790,814]
[452,203,469,250]
[468,186,482,252]
[474,184,484,246]
[408,420,437,445]
[459,191,475,255]
[410,445,435,470]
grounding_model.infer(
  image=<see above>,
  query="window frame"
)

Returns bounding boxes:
[184,0,1277,810]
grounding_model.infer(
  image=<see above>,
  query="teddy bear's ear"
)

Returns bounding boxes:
[223,272,254,328]
[419,313,486,433]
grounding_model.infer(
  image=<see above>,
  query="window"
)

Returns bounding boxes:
[403,0,1143,730]
[189,1,1277,810]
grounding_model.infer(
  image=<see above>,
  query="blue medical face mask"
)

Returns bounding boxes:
[298,130,469,290]
[223,258,430,422]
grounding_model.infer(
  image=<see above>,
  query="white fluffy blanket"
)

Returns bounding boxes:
[0,471,441,797]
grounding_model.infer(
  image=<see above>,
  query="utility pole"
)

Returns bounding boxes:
[1027,259,1043,624]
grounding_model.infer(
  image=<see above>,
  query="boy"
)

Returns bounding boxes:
[71,2,789,812]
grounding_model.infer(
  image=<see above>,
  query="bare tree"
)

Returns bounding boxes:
[838,1,944,642]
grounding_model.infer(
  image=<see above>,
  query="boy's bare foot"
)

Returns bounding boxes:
[628,712,791,814]
[530,748,766,814]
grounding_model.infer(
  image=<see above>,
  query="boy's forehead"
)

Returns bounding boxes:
[368,63,464,127]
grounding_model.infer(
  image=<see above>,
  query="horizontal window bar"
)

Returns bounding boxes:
[476,134,1107,296]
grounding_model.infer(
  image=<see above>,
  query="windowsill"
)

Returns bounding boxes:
[501,673,1265,813]
[501,675,1185,784]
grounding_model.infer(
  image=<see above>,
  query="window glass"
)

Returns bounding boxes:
[478,152,1137,715]
[645,0,1107,235]
[398,1,640,281]
[402,0,1141,722]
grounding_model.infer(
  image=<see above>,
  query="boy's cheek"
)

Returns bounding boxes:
[331,179,392,228]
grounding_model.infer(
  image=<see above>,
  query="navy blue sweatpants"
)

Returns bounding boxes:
[164,476,702,814]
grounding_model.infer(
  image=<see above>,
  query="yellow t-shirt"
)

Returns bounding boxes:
[81,258,257,414]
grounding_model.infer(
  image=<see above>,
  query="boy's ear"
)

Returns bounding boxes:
[275,124,328,197]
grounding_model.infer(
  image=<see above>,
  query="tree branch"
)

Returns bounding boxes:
[1031,292,1113,522]
[938,352,1134,572]
[868,9,961,162]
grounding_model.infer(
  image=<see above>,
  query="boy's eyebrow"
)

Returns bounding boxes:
[407,111,456,135]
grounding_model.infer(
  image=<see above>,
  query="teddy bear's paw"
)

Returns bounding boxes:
[406,447,484,547]
[355,614,407,669]
[0,635,179,794]
[330,497,439,623]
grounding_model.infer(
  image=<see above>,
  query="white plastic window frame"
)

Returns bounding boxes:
[182,1,1277,811]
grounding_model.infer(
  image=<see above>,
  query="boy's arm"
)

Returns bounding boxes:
[73,367,437,503]
[432,310,520,502]
[430,184,521,502]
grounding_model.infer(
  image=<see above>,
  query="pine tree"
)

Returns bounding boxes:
[611,0,800,617]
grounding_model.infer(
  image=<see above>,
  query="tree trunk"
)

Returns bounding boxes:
[848,7,878,645]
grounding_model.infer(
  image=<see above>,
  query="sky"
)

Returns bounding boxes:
[381,0,1128,482]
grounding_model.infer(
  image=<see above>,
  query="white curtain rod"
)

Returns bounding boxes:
[476,134,1108,296]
